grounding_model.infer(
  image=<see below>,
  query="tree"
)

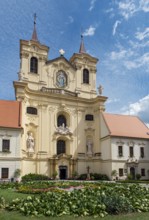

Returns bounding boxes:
[111,170,117,180]
[14,169,21,182]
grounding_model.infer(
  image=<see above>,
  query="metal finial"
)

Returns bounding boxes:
[31,13,38,42]
[79,29,86,53]
[34,13,37,25]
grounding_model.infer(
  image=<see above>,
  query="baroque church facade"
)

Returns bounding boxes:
[0,21,149,180]
[14,22,107,180]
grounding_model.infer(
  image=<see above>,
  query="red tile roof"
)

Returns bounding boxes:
[0,100,21,129]
[102,113,149,139]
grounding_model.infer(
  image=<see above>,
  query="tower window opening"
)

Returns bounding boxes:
[30,57,38,73]
[83,68,89,84]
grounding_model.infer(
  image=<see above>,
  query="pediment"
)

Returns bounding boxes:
[46,56,76,71]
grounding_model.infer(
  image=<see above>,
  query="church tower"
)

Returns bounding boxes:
[18,14,49,91]
[14,17,107,179]
[69,35,98,99]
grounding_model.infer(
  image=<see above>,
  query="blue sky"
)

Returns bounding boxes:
[0,0,149,125]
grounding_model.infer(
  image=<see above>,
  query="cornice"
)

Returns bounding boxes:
[20,39,49,52]
[23,86,108,105]
[70,52,98,64]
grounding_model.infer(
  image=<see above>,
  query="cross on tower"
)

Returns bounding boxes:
[34,13,37,25]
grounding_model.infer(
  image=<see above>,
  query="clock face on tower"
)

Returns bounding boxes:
[56,71,67,88]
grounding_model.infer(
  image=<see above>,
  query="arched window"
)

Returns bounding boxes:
[27,107,37,115]
[57,140,66,155]
[30,57,38,73]
[83,68,89,84]
[85,114,94,121]
[57,115,66,127]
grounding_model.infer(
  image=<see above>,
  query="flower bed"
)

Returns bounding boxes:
[3,183,149,217]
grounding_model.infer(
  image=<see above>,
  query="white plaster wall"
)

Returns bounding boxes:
[0,128,21,179]
[0,129,21,157]
[101,162,112,178]
[101,138,111,160]
[110,137,149,179]
[0,161,21,180]
[111,137,149,161]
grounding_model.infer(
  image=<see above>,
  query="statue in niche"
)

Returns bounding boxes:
[27,132,35,153]
[86,140,93,156]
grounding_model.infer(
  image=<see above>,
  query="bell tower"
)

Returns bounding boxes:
[69,35,98,99]
[18,14,49,90]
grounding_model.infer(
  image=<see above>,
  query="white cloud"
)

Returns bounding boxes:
[107,98,120,104]
[83,25,96,36]
[118,0,137,20]
[122,95,149,124]
[110,47,134,60]
[107,40,149,71]
[135,27,149,40]
[65,16,74,25]
[139,0,149,12]
[112,20,121,36]
[110,49,127,60]
[105,8,114,13]
[124,60,139,70]
[116,0,149,20]
[105,7,115,18]
[89,0,96,11]
[68,16,74,23]
[124,53,149,70]
[129,39,149,49]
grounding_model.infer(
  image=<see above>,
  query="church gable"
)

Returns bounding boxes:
[43,56,76,92]
[46,56,76,71]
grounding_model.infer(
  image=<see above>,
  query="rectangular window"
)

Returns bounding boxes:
[141,168,145,176]
[119,168,123,176]
[27,107,37,115]
[2,139,10,152]
[1,168,9,179]
[129,146,134,157]
[118,146,123,157]
[85,114,94,121]
[140,147,144,158]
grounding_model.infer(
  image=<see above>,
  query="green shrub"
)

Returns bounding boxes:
[0,197,6,209]
[78,173,109,181]
[0,182,17,189]
[127,173,133,180]
[101,193,134,214]
[21,173,49,182]
[136,173,141,180]
[78,174,87,180]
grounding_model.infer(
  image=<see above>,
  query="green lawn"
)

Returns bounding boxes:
[0,211,149,220]
[0,188,30,202]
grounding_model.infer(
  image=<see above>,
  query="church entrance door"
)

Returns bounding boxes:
[59,166,67,179]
